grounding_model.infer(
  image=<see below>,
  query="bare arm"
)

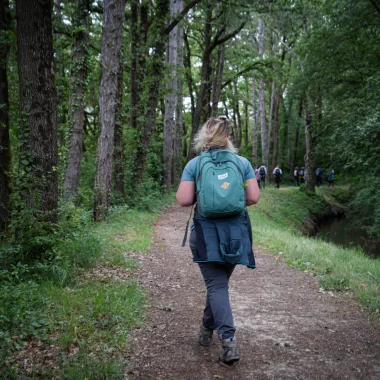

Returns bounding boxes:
[245,178,260,206]
[176,181,196,207]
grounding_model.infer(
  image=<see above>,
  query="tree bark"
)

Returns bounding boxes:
[16,0,58,223]
[211,44,225,116]
[172,0,184,188]
[183,32,195,122]
[252,77,259,168]
[267,79,275,155]
[271,92,281,171]
[163,0,182,193]
[0,0,11,235]
[257,17,268,168]
[63,0,90,199]
[113,64,125,199]
[233,80,242,148]
[94,0,126,218]
[291,99,302,173]
[131,0,170,187]
[304,99,315,192]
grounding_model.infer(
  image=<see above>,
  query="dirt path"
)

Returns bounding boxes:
[126,204,380,380]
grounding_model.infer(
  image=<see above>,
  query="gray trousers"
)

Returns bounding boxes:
[190,230,236,339]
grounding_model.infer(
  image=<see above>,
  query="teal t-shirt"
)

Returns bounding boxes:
[181,151,255,182]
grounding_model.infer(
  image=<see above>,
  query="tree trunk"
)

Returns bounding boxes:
[0,0,11,235]
[183,32,195,124]
[113,64,125,199]
[16,0,58,223]
[187,5,213,161]
[252,77,259,168]
[130,0,148,132]
[94,0,126,218]
[281,98,292,170]
[172,0,184,188]
[233,80,242,148]
[211,44,225,116]
[267,79,275,155]
[163,0,181,193]
[271,93,281,171]
[291,99,302,173]
[63,0,90,199]
[244,100,249,147]
[304,100,315,192]
[131,0,170,187]
[257,17,268,168]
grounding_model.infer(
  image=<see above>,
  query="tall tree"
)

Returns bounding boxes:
[0,0,11,235]
[172,0,184,187]
[63,0,90,199]
[16,0,58,222]
[94,0,126,218]
[163,0,183,193]
[257,17,268,168]
[187,3,245,160]
[113,64,125,199]
[211,44,225,116]
[304,99,315,191]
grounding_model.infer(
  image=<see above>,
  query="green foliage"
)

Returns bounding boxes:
[349,177,380,239]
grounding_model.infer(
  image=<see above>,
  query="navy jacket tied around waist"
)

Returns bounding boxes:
[193,210,256,268]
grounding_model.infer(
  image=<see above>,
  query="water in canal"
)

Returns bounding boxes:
[316,217,379,258]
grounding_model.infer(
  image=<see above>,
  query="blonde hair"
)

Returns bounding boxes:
[193,116,237,154]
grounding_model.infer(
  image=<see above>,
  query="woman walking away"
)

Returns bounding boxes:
[176,116,260,365]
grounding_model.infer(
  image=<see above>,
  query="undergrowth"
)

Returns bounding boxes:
[0,191,174,378]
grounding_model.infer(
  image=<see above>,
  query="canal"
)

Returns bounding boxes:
[316,217,379,258]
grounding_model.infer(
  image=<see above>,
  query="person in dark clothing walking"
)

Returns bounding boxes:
[273,165,282,189]
[258,164,267,189]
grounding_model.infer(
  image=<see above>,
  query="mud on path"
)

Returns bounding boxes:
[126,204,380,380]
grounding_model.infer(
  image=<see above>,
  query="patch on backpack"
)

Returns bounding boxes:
[221,182,230,189]
[218,173,228,180]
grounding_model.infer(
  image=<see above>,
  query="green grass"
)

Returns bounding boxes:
[0,195,175,378]
[249,187,380,315]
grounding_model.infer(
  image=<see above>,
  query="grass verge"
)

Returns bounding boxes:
[249,187,380,316]
[0,195,174,378]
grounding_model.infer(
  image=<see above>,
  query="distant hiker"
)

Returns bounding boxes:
[315,167,323,187]
[273,165,282,189]
[293,167,299,186]
[298,167,305,185]
[176,116,260,365]
[328,169,335,187]
[255,166,261,189]
[258,164,267,189]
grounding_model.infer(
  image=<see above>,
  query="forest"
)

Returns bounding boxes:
[1,0,379,255]
[1,0,379,376]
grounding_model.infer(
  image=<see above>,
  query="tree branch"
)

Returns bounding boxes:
[209,21,246,52]
[368,0,380,15]
[164,0,203,35]
[221,61,268,89]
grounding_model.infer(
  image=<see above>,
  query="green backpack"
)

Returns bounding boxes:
[195,149,246,219]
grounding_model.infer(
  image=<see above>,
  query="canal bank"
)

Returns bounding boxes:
[248,186,380,315]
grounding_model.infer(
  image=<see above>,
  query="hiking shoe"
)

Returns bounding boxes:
[219,336,240,364]
[199,325,213,346]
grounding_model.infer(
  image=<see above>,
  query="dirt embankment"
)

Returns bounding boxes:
[125,204,380,380]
